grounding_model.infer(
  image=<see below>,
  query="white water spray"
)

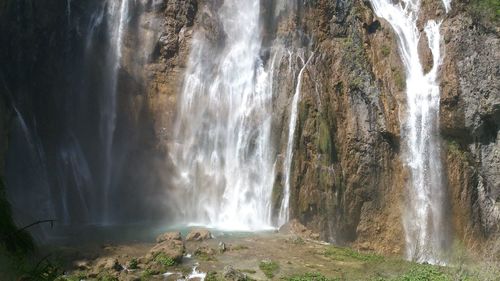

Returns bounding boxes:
[368,0,450,263]
[172,0,275,230]
[278,52,313,226]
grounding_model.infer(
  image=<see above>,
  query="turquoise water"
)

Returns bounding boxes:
[42,223,276,246]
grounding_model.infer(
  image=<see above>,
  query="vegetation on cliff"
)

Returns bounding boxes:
[470,0,500,24]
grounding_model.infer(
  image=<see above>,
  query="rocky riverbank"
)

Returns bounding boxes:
[29,223,498,281]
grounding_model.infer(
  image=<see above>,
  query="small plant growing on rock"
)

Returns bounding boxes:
[128,258,139,269]
[206,271,222,281]
[154,252,176,267]
[259,259,279,278]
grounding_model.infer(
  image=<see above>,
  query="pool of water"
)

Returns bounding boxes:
[39,222,277,246]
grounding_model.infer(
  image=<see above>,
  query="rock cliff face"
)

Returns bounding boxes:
[265,0,406,254]
[0,0,498,255]
[439,1,500,245]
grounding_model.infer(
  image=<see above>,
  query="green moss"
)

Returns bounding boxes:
[283,272,340,281]
[259,260,280,278]
[393,69,406,91]
[349,77,363,90]
[317,118,332,156]
[381,45,391,57]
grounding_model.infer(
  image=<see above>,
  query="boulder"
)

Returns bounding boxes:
[223,265,247,281]
[186,229,212,241]
[156,231,182,243]
[95,258,123,272]
[279,219,320,240]
[147,239,185,263]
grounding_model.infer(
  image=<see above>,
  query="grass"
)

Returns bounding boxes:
[231,245,250,251]
[394,266,450,281]
[259,260,280,278]
[323,246,383,262]
[284,272,340,281]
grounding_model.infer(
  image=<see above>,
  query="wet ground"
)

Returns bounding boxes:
[43,228,473,281]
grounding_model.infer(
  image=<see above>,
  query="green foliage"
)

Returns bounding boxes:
[21,255,64,281]
[323,246,383,262]
[141,269,154,280]
[206,271,223,281]
[283,272,339,281]
[395,266,450,281]
[0,176,34,254]
[259,260,280,278]
[128,258,139,269]
[154,252,176,267]
[470,0,500,24]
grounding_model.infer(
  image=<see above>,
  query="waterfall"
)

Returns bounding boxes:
[66,0,72,22]
[278,52,313,226]
[172,0,275,231]
[368,0,450,263]
[101,0,130,222]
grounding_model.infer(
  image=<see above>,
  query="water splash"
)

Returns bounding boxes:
[278,51,313,226]
[368,0,451,263]
[172,0,275,231]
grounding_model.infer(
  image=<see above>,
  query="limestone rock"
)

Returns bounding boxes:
[223,265,247,281]
[279,219,320,240]
[156,231,182,243]
[186,229,213,241]
[95,258,123,272]
[148,239,185,263]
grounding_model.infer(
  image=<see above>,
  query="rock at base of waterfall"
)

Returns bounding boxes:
[95,258,123,272]
[223,265,248,281]
[156,231,182,243]
[186,228,213,241]
[279,219,320,240]
[147,239,185,263]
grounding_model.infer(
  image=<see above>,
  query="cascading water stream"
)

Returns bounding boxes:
[368,0,450,263]
[172,0,275,230]
[101,0,129,222]
[278,52,313,226]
